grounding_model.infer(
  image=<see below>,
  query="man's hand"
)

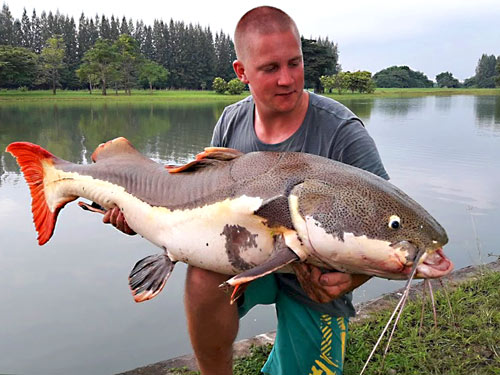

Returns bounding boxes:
[292,263,371,303]
[103,207,136,235]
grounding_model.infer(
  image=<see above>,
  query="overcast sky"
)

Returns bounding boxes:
[7,0,500,80]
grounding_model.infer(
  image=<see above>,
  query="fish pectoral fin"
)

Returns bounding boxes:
[219,235,300,304]
[129,253,176,303]
[78,201,106,214]
[254,195,293,229]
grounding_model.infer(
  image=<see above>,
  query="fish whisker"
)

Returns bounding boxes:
[426,279,438,328]
[439,278,456,329]
[418,283,427,336]
[359,248,424,375]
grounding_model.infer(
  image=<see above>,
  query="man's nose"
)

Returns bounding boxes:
[277,67,293,86]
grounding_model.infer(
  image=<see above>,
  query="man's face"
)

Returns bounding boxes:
[234,30,305,115]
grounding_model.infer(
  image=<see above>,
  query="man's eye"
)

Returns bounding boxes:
[263,65,277,72]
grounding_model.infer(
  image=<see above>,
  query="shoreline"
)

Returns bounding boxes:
[116,259,500,375]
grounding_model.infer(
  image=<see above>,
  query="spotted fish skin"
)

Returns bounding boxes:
[6,137,453,302]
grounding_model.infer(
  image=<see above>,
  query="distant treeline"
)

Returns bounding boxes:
[0,4,339,92]
[372,56,500,89]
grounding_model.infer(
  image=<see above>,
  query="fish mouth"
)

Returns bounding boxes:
[416,248,454,278]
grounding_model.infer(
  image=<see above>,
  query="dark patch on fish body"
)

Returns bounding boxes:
[255,195,294,229]
[221,224,258,271]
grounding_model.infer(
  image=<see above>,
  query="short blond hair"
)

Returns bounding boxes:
[234,6,300,61]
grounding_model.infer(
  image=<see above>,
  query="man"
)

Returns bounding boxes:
[106,6,388,375]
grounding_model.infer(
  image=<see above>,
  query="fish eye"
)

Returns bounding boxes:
[388,215,401,229]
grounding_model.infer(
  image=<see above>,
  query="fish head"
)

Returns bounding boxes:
[288,175,453,280]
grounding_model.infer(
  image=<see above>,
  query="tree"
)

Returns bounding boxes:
[332,72,350,94]
[0,4,14,45]
[496,58,500,87]
[475,54,497,88]
[214,31,236,82]
[139,59,168,92]
[80,38,119,95]
[76,62,99,94]
[0,45,38,88]
[373,66,433,88]
[114,34,141,95]
[40,36,65,94]
[320,75,334,93]
[227,78,245,95]
[212,77,227,94]
[302,37,338,91]
[345,71,375,93]
[435,71,460,88]
[20,8,32,49]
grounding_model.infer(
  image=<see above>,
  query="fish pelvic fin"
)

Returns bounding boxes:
[129,253,176,303]
[220,234,300,303]
[6,142,76,245]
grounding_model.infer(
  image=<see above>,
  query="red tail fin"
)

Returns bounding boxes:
[6,142,73,245]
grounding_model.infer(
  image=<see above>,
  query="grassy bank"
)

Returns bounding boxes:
[171,270,499,375]
[0,87,499,104]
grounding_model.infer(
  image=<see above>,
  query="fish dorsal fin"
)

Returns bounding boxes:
[91,137,141,162]
[167,147,243,174]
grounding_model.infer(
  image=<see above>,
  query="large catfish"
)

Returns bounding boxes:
[6,137,453,302]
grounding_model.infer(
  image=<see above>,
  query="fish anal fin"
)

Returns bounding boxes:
[129,253,176,303]
[255,195,293,229]
[219,235,300,303]
[167,147,243,174]
[6,142,76,245]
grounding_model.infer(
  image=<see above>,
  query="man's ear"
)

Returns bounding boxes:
[233,60,249,84]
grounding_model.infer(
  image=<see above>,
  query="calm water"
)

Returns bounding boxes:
[0,95,499,374]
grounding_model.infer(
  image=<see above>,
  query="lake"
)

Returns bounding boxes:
[0,95,499,374]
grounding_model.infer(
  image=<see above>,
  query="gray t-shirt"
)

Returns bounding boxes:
[211,92,389,316]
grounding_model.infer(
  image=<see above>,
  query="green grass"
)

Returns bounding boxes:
[323,87,500,100]
[168,271,499,375]
[0,89,248,103]
[344,271,500,375]
[0,87,499,104]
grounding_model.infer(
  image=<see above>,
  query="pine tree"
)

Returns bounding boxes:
[21,8,32,49]
[100,15,110,39]
[78,13,90,60]
[12,19,22,47]
[61,16,79,88]
[31,10,42,53]
[110,15,119,40]
[120,16,130,35]
[0,4,14,45]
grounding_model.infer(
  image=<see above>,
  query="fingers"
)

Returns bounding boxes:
[293,263,372,304]
[102,207,136,235]
[102,209,112,223]
[292,263,333,303]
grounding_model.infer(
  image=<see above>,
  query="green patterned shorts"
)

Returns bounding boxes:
[238,274,349,375]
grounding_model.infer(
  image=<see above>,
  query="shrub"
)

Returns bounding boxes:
[227,78,245,95]
[213,77,228,94]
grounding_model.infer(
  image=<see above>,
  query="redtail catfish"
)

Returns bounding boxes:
[6,137,453,302]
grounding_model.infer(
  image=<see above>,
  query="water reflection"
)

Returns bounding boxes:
[0,102,226,179]
[474,95,500,134]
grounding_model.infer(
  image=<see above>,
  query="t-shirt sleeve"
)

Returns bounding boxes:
[332,119,390,180]
[210,113,225,148]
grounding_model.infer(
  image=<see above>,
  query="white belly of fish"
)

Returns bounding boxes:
[43,166,276,275]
